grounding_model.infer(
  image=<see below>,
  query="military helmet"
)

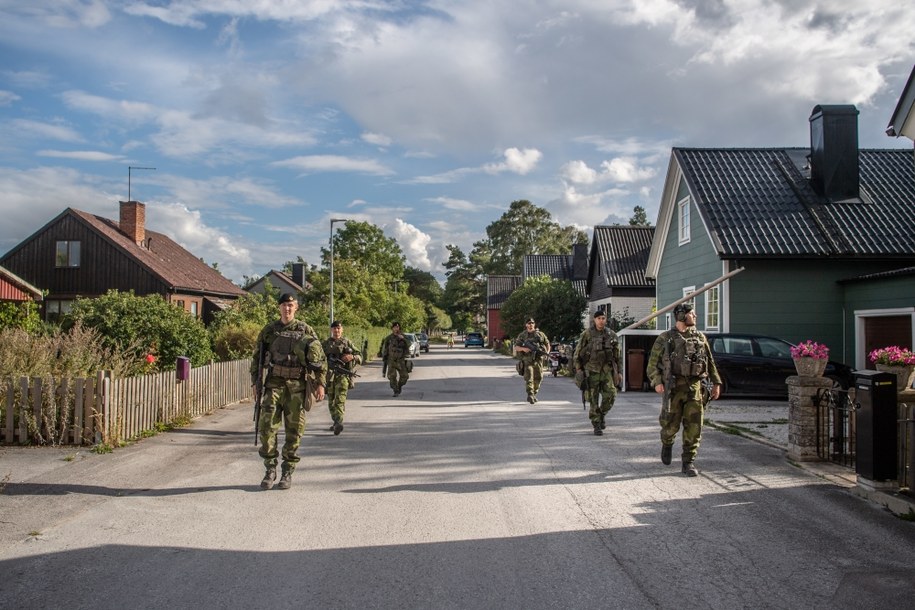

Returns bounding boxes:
[673,302,694,322]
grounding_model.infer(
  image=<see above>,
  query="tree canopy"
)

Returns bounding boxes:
[500,275,586,343]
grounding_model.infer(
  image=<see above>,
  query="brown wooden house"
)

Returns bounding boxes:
[0,201,245,324]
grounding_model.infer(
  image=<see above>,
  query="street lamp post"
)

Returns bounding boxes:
[329,218,346,329]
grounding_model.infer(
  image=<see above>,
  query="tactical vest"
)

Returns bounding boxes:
[268,322,315,375]
[386,335,408,360]
[324,338,355,369]
[586,328,617,369]
[669,331,710,377]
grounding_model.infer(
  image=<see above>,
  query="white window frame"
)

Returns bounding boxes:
[705,285,720,331]
[677,196,691,245]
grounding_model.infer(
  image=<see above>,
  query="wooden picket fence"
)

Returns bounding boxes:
[0,359,253,446]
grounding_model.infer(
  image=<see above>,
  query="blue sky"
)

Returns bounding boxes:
[1,1,913,284]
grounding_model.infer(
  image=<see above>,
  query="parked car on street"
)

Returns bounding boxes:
[403,333,421,358]
[416,332,430,353]
[705,333,854,397]
[464,332,485,348]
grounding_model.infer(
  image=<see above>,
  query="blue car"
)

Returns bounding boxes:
[464,332,484,348]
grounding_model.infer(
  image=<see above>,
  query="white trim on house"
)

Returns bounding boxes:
[853,306,915,369]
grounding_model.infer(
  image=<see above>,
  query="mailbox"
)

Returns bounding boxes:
[854,370,897,481]
[176,356,190,381]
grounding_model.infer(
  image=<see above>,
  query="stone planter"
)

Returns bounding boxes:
[793,357,827,377]
[874,363,915,392]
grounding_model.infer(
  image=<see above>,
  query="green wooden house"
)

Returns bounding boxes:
[646,104,915,368]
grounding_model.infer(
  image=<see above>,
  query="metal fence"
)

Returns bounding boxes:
[814,387,857,469]
[1,359,253,446]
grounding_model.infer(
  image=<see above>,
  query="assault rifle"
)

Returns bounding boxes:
[328,355,360,379]
[253,346,269,446]
[522,339,547,359]
[381,354,388,377]
[700,378,714,407]
[661,336,675,416]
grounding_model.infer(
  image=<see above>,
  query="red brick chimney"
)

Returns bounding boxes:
[119,201,146,245]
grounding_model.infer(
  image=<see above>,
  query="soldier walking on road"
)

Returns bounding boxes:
[380,322,410,397]
[251,293,327,490]
[322,320,362,435]
[646,303,721,477]
[573,310,622,436]
[513,318,550,404]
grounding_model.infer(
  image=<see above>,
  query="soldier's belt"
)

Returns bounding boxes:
[272,364,304,379]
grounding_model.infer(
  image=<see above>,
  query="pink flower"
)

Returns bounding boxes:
[145,354,156,364]
[790,340,829,360]
[868,346,915,366]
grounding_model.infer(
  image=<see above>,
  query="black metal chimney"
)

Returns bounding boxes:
[809,104,860,201]
[572,243,589,281]
[291,262,306,287]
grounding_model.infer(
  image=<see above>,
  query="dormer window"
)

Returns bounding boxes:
[55,240,80,267]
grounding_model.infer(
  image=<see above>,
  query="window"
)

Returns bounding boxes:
[45,299,73,322]
[55,241,81,267]
[705,285,719,330]
[190,302,198,317]
[677,197,690,245]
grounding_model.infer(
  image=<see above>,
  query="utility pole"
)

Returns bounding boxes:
[329,218,346,329]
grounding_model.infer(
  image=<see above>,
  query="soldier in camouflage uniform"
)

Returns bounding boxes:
[322,320,362,435]
[513,318,550,404]
[646,303,721,477]
[380,322,410,397]
[573,310,621,436]
[251,293,327,490]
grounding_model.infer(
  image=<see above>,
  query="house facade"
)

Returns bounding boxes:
[586,226,655,324]
[0,201,246,324]
[486,274,522,347]
[246,263,311,297]
[647,105,915,368]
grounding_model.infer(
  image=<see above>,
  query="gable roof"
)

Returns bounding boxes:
[487,275,522,309]
[887,64,915,139]
[522,254,587,296]
[0,264,43,301]
[649,147,915,274]
[589,226,655,292]
[69,208,245,297]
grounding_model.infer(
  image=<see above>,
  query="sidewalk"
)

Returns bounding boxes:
[707,398,915,517]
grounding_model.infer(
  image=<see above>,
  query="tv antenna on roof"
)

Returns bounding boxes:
[128,166,156,202]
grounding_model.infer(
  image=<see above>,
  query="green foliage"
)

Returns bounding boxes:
[404,267,443,304]
[211,321,262,361]
[629,205,651,226]
[500,275,586,342]
[324,220,406,280]
[65,290,214,370]
[608,308,638,331]
[0,300,42,333]
[442,244,486,325]
[0,322,139,378]
[425,304,451,333]
[480,200,588,275]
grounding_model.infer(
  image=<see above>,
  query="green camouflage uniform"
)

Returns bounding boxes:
[322,336,362,425]
[380,333,410,394]
[251,320,326,474]
[514,329,550,399]
[646,327,721,463]
[573,325,621,428]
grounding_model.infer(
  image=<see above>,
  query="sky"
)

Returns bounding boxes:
[1,1,914,286]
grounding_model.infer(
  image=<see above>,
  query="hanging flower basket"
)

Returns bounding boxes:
[793,357,827,377]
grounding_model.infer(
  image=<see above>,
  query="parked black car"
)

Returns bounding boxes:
[416,332,430,353]
[704,333,854,397]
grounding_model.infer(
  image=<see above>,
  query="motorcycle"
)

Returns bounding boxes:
[548,342,567,377]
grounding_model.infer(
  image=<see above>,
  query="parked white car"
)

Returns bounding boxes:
[403,333,421,358]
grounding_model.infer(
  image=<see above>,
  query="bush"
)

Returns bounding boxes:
[212,321,261,361]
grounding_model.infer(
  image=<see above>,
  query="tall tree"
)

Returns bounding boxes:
[478,200,587,275]
[403,266,443,304]
[323,221,405,280]
[629,205,650,227]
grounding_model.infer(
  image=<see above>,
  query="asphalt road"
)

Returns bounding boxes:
[2,345,914,609]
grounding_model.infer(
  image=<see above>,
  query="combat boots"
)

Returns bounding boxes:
[661,445,672,465]
[682,461,698,477]
[333,421,344,436]
[593,423,603,436]
[260,466,276,490]
[277,470,293,490]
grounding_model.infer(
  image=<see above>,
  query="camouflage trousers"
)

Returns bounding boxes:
[659,381,704,463]
[327,374,351,423]
[585,370,617,426]
[387,358,409,391]
[523,359,544,397]
[258,380,307,473]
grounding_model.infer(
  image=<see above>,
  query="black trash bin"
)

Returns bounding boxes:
[854,370,897,481]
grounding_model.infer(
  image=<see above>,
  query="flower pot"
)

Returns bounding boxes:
[793,357,827,377]
[874,363,915,392]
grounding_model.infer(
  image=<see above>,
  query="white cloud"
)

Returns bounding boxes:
[0,90,21,106]
[7,119,83,143]
[272,155,395,176]
[484,147,542,175]
[37,150,125,162]
[362,131,392,147]
[425,196,479,212]
[387,218,432,270]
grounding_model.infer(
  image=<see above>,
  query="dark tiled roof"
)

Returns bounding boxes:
[676,148,915,258]
[72,209,246,297]
[523,254,588,296]
[487,275,522,308]
[593,226,655,287]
